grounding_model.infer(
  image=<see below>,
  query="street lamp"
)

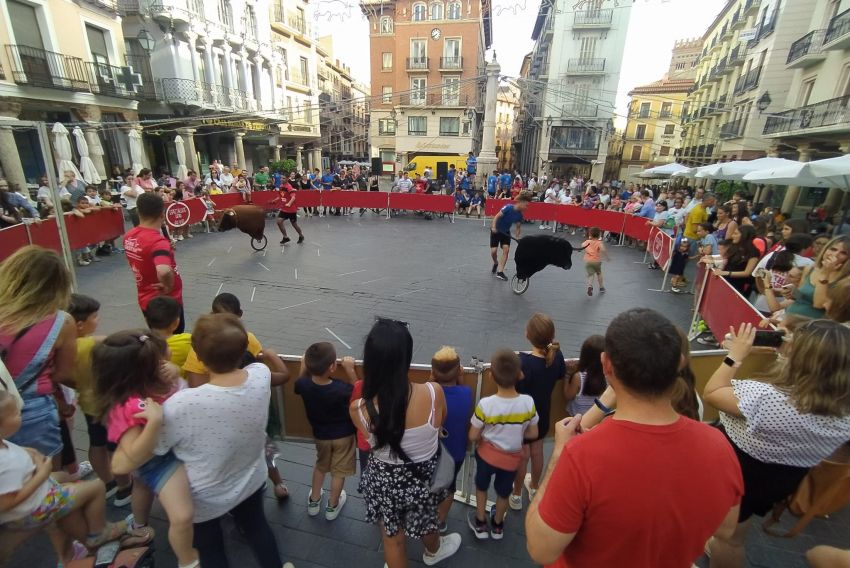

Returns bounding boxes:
[136,29,155,53]
[757,91,771,114]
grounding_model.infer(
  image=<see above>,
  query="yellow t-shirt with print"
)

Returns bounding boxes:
[167,333,193,370]
[182,332,262,376]
[74,336,98,416]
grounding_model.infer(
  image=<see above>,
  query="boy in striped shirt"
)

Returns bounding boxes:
[469,349,539,540]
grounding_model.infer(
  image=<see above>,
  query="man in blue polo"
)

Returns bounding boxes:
[466,152,477,185]
[490,192,531,281]
[487,171,498,197]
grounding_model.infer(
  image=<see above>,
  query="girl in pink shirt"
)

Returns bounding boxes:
[93,330,198,568]
[582,227,609,297]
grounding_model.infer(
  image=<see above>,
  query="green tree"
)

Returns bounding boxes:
[270,159,297,175]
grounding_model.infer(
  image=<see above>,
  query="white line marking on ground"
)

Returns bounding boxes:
[325,328,351,350]
[258,262,271,271]
[395,289,423,298]
[251,286,256,302]
[277,299,319,311]
[216,282,223,295]
[338,269,367,277]
[360,277,388,285]
[263,249,267,257]
[317,249,320,257]
[227,246,232,253]
[294,268,298,280]
[208,258,216,267]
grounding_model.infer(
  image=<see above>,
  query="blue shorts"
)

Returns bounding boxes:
[8,395,62,458]
[136,451,180,493]
[474,451,515,498]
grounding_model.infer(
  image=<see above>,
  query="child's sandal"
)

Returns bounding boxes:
[86,520,128,549]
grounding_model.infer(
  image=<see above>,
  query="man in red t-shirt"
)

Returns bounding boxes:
[526,308,743,568]
[273,177,304,245]
[123,193,185,332]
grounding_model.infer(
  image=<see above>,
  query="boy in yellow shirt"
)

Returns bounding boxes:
[144,296,192,370]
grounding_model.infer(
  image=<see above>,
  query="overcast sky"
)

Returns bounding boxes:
[310,0,727,124]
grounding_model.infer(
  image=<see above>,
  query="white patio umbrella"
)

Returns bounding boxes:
[694,161,744,179]
[671,167,698,179]
[51,123,81,181]
[742,155,850,190]
[639,162,691,178]
[174,135,189,180]
[128,128,144,173]
[72,126,102,184]
[712,157,802,181]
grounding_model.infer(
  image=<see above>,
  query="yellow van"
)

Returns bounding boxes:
[404,154,466,182]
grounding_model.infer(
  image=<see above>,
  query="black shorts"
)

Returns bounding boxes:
[490,232,511,248]
[277,211,297,221]
[85,414,117,451]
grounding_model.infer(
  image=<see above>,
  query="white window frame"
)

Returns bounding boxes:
[440,116,460,136]
[380,16,393,33]
[378,118,396,135]
[430,1,443,20]
[408,115,427,136]
[382,52,392,70]
[382,86,392,103]
[411,77,427,104]
[412,2,426,21]
[442,76,460,105]
[447,1,461,19]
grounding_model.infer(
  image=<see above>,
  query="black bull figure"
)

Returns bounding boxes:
[217,205,269,251]
[513,234,586,281]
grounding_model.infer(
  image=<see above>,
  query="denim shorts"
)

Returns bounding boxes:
[135,451,181,493]
[474,451,516,498]
[7,395,62,458]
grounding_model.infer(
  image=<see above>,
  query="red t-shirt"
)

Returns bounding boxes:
[124,226,183,310]
[279,185,297,213]
[538,417,743,568]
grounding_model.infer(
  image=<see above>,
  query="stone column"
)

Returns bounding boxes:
[476,54,501,181]
[781,145,811,214]
[222,44,234,90]
[234,131,246,170]
[313,149,322,171]
[306,148,314,171]
[177,127,199,173]
[0,125,27,189]
[238,50,250,97]
[296,146,303,171]
[252,55,265,109]
[186,33,201,84]
[202,39,216,86]
[83,126,107,179]
[272,145,281,162]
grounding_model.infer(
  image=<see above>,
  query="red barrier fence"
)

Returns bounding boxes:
[692,263,767,341]
[648,227,674,271]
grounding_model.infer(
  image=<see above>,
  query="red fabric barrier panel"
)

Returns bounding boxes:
[698,270,765,341]
[209,193,245,209]
[323,190,388,209]
[522,202,560,222]
[388,193,455,213]
[648,227,674,271]
[555,207,627,234]
[622,215,652,242]
[293,191,322,208]
[26,218,62,252]
[484,198,512,217]
[0,223,33,262]
[180,198,210,225]
[65,208,125,248]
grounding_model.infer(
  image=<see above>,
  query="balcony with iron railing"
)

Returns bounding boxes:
[734,66,761,96]
[148,0,204,21]
[564,104,598,118]
[763,95,850,136]
[565,58,606,74]
[161,77,253,111]
[573,8,613,27]
[730,9,743,29]
[787,30,827,68]
[720,118,744,139]
[406,57,429,72]
[743,0,760,16]
[286,70,309,88]
[271,6,311,37]
[728,44,747,66]
[748,16,776,47]
[824,8,850,50]
[396,93,468,106]
[439,56,463,70]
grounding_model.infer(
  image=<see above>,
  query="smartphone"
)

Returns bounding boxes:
[753,330,786,348]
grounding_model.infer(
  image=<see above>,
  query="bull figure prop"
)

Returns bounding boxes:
[217,205,268,251]
[510,234,585,295]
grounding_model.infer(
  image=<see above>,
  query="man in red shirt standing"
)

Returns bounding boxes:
[274,175,304,245]
[123,192,185,332]
[525,308,743,568]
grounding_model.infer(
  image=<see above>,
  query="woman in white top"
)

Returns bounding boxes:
[350,318,461,568]
[704,321,850,567]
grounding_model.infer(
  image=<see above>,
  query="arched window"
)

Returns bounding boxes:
[380,16,393,33]
[412,2,426,21]
[430,2,443,20]
[446,1,461,19]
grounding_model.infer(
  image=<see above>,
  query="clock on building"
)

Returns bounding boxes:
[431,28,441,40]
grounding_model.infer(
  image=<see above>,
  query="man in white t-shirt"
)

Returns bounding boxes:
[120,174,141,227]
[540,183,560,230]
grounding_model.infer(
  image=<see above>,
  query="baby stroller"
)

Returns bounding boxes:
[510,233,582,295]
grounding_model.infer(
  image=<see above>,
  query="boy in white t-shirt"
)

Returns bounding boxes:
[468,349,538,540]
[0,391,126,565]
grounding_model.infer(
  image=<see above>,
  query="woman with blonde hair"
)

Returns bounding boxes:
[509,313,567,510]
[0,246,77,463]
[786,235,850,319]
[704,320,850,567]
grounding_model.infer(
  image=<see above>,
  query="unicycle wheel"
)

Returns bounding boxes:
[251,235,268,251]
[511,275,529,295]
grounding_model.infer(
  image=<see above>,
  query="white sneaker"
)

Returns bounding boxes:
[186,232,193,238]
[176,235,184,241]
[524,473,537,501]
[539,224,546,230]
[307,490,323,517]
[325,490,347,521]
[508,494,523,511]
[76,461,94,479]
[422,533,461,566]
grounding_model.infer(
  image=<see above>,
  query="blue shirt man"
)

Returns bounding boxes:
[466,153,477,175]
[499,172,512,190]
[272,171,283,189]
[639,197,656,219]
[321,171,334,190]
[495,204,524,234]
[447,166,456,191]
[487,173,498,196]
[1,189,39,218]
[460,175,471,191]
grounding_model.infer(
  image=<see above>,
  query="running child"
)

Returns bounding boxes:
[510,314,567,511]
[93,330,199,568]
[430,346,473,531]
[295,343,358,520]
[490,192,531,281]
[0,391,127,566]
[582,227,609,296]
[468,349,538,540]
[273,177,304,245]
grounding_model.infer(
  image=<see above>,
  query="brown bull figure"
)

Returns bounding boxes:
[217,205,268,250]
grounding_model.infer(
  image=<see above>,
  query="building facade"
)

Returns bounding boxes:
[495,83,519,171]
[0,0,142,188]
[619,40,698,180]
[762,0,850,214]
[679,0,811,167]
[317,36,370,168]
[360,0,491,177]
[118,0,321,176]
[516,0,632,181]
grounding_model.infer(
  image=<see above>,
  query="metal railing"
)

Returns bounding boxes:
[573,8,613,26]
[149,0,204,19]
[788,30,827,64]
[161,77,253,110]
[5,44,90,91]
[748,17,776,46]
[763,95,850,135]
[406,57,429,71]
[743,0,760,15]
[825,8,850,45]
[734,66,761,95]
[439,56,463,69]
[84,61,146,99]
[566,58,606,73]
[720,118,743,139]
[729,44,746,66]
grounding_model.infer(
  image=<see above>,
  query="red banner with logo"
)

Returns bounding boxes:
[388,193,455,213]
[648,227,674,271]
[697,267,765,341]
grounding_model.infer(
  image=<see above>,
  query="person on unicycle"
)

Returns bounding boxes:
[490,192,531,281]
